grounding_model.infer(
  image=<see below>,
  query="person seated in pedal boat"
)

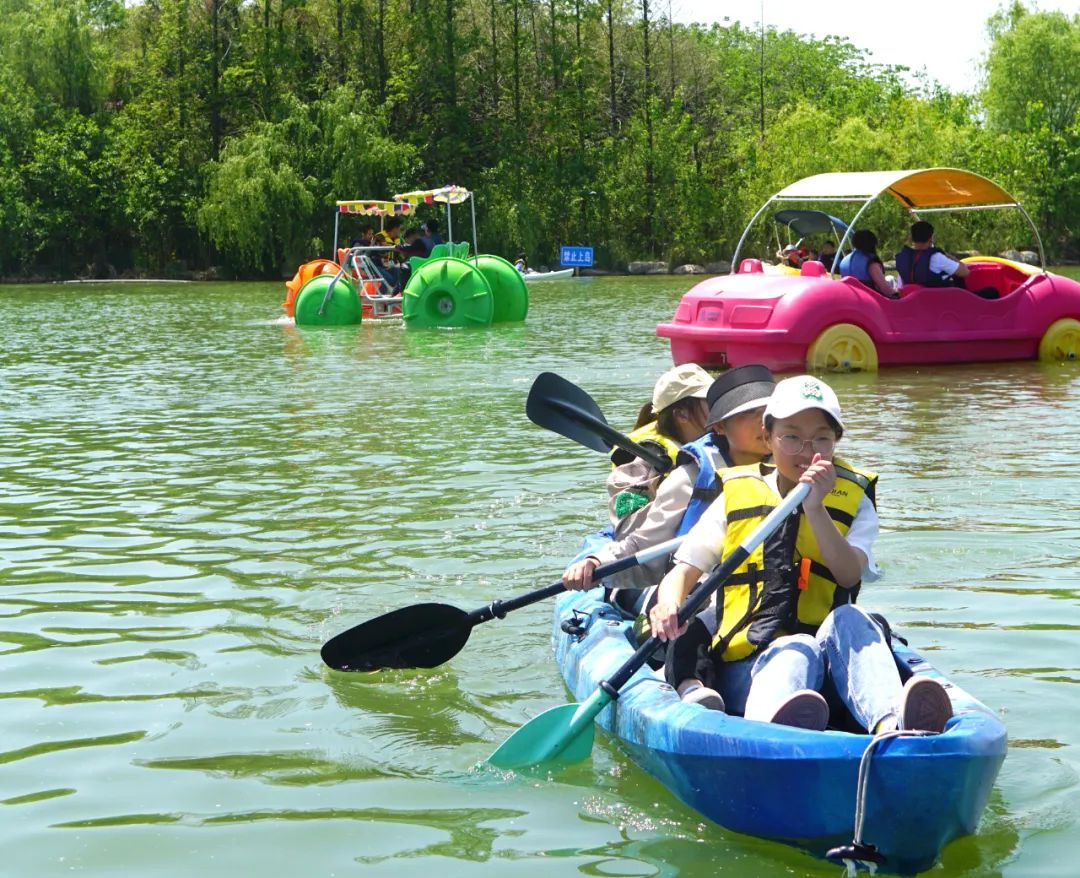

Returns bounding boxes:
[563,365,776,597]
[373,217,405,292]
[420,218,444,255]
[778,243,805,269]
[396,226,428,259]
[605,363,713,523]
[394,226,428,290]
[514,251,528,273]
[839,229,898,299]
[817,239,837,272]
[649,375,953,733]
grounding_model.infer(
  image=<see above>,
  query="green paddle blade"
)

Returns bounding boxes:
[320,602,472,671]
[488,689,608,769]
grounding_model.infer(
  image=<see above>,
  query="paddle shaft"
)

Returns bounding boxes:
[546,398,672,473]
[463,533,685,626]
[594,482,810,696]
[486,483,811,769]
[321,534,687,671]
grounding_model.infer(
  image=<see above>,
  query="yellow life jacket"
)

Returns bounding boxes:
[610,422,682,472]
[709,459,877,662]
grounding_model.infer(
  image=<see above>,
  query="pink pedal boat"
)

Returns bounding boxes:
[657,168,1080,372]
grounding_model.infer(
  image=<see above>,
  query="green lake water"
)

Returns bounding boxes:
[2,277,1079,877]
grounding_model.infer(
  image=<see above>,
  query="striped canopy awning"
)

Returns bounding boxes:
[336,200,415,216]
[393,185,472,206]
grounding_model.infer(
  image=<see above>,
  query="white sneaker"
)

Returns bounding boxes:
[899,676,953,733]
[681,685,725,712]
[769,689,829,730]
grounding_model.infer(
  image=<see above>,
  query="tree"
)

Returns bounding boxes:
[984,3,1079,135]
[197,120,316,272]
[1,0,1076,277]
[983,4,1080,256]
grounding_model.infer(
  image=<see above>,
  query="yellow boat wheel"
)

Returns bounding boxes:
[806,323,879,372]
[1038,318,1080,363]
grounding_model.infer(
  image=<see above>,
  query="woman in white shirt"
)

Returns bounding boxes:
[648,376,953,734]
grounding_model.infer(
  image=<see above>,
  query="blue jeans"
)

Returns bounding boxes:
[716,605,903,730]
[374,262,400,292]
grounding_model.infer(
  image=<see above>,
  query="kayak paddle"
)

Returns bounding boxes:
[320,535,686,672]
[527,372,672,473]
[488,481,810,770]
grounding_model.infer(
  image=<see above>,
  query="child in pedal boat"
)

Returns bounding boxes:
[563,365,776,594]
[649,375,952,733]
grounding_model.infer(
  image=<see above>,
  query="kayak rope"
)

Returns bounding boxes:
[828,728,934,877]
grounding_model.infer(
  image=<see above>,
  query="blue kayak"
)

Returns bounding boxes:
[551,587,1007,875]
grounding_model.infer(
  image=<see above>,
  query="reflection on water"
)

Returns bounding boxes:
[1,279,1079,876]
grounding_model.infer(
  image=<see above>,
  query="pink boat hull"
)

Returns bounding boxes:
[656,259,1080,371]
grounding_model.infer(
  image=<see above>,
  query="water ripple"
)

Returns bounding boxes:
[1,280,1079,876]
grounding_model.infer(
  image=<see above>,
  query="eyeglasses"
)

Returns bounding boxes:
[775,434,834,455]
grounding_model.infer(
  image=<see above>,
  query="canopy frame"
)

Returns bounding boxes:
[731,168,1047,274]
[332,200,415,253]
[772,210,849,258]
[393,186,478,261]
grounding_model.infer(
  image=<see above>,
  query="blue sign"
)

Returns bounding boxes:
[560,246,594,268]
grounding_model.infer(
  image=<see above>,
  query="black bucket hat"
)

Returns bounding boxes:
[705,364,776,426]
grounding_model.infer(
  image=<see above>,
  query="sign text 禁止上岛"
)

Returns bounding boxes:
[560,246,593,268]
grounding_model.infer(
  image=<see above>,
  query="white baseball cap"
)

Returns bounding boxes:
[764,375,844,429]
[652,364,712,412]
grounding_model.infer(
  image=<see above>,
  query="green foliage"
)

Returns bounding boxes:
[197,121,316,273]
[22,112,113,272]
[984,5,1079,134]
[0,0,1076,278]
[317,87,418,200]
[981,5,1079,253]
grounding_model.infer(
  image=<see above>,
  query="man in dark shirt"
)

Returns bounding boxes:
[421,218,445,254]
[394,227,432,288]
[397,227,428,259]
[818,240,837,272]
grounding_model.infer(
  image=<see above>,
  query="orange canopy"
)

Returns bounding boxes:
[773,169,1017,209]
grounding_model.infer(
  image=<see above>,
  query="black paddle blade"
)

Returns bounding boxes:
[527,372,611,453]
[320,602,472,672]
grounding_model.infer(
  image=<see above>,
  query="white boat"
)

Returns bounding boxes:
[522,268,575,281]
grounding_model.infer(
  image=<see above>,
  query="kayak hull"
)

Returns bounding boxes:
[552,588,1006,875]
[522,268,575,281]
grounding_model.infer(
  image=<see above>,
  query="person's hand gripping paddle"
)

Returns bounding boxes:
[320,535,686,671]
[488,482,810,770]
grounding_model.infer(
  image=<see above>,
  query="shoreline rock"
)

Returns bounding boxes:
[704,260,732,275]
[628,260,668,275]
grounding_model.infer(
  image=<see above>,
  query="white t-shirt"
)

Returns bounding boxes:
[674,469,880,582]
[896,251,961,289]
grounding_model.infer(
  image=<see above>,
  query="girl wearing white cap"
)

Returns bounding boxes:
[606,363,714,521]
[564,365,777,598]
[649,375,953,734]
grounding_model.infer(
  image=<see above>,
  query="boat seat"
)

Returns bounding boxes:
[738,258,764,274]
[409,243,469,274]
[800,260,826,277]
[962,262,1028,298]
